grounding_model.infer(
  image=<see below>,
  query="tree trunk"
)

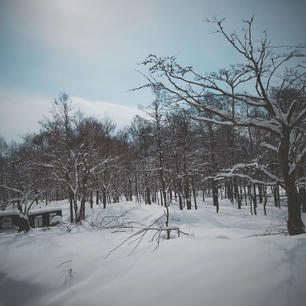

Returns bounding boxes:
[128,176,133,201]
[273,186,280,208]
[159,188,164,206]
[73,197,78,224]
[233,178,241,209]
[228,180,234,203]
[169,187,172,204]
[178,193,183,210]
[212,180,219,213]
[243,184,248,205]
[286,178,305,235]
[145,186,151,205]
[18,215,31,232]
[90,192,93,209]
[96,189,99,205]
[184,179,192,210]
[258,185,263,203]
[252,184,257,216]
[69,196,74,223]
[300,188,306,213]
[263,187,267,216]
[248,186,253,215]
[192,178,197,210]
[279,130,305,235]
[78,196,86,222]
[178,180,183,209]
[102,186,107,209]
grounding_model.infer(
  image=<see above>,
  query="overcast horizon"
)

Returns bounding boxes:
[0,0,305,142]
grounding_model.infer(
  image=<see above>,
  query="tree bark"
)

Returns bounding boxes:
[184,179,192,210]
[263,187,267,216]
[212,180,219,213]
[279,129,305,235]
[96,189,99,205]
[233,178,241,209]
[90,192,93,209]
[273,186,280,208]
[252,184,257,216]
[300,188,306,213]
[145,185,151,204]
[69,196,74,223]
[192,178,197,210]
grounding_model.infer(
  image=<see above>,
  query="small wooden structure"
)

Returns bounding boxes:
[0,207,62,230]
[0,210,20,229]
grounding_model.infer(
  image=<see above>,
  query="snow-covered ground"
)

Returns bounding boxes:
[0,199,305,306]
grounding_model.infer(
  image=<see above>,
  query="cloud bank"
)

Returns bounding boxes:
[71,96,143,128]
[0,89,143,142]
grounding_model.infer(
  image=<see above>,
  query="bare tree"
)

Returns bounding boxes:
[0,141,44,231]
[137,17,306,235]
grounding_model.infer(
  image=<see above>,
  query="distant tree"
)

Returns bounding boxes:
[166,109,205,210]
[34,94,117,222]
[128,116,155,204]
[0,141,44,231]
[0,136,9,206]
[147,88,170,229]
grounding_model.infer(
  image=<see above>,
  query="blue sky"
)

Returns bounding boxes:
[0,0,305,141]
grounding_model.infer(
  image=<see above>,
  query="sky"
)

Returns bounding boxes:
[0,0,305,142]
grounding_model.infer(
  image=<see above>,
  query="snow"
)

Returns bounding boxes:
[260,141,278,153]
[28,207,62,215]
[50,215,63,225]
[0,199,305,306]
[0,207,61,217]
[0,210,18,217]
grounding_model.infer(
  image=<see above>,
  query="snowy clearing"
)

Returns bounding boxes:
[0,199,305,306]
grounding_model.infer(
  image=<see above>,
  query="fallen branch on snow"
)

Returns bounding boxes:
[103,214,189,258]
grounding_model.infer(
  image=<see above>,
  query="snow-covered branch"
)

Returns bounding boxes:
[260,142,278,153]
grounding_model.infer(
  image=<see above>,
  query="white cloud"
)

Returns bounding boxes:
[0,89,143,142]
[71,96,143,128]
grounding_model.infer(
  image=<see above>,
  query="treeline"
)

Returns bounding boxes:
[0,90,304,225]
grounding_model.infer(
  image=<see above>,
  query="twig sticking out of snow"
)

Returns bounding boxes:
[90,210,129,229]
[247,230,288,237]
[245,223,289,237]
[56,259,72,269]
[104,214,189,258]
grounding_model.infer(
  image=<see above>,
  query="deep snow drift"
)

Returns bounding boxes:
[0,199,305,306]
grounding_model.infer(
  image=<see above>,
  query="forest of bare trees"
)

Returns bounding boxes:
[0,17,305,235]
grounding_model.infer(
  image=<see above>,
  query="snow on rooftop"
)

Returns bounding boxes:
[0,207,61,217]
[0,210,19,217]
[28,207,61,215]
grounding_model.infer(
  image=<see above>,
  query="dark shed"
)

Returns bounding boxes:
[0,208,62,230]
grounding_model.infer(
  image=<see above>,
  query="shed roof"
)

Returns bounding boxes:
[0,207,62,217]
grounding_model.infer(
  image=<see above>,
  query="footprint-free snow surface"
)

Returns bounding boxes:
[0,199,305,306]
